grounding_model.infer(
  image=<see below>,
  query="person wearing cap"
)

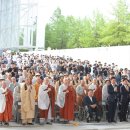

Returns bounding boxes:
[119,78,130,122]
[0,81,13,126]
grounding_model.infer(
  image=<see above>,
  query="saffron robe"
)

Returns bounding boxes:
[0,88,6,113]
[76,85,85,106]
[38,84,55,119]
[34,82,41,101]
[94,85,102,104]
[20,83,36,120]
[0,88,13,122]
[57,84,75,120]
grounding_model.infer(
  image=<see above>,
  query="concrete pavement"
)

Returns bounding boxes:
[0,121,130,130]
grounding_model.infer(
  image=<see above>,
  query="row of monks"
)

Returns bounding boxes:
[0,74,81,126]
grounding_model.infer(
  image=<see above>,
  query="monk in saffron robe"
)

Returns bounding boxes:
[57,78,75,124]
[33,73,42,101]
[76,80,87,106]
[93,84,102,113]
[0,81,13,126]
[20,77,36,125]
[38,77,55,125]
[94,85,102,105]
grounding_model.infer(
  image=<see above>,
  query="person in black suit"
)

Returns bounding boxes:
[107,77,118,123]
[120,78,130,122]
[8,62,18,79]
[83,89,100,122]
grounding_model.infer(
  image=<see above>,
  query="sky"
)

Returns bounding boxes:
[20,0,130,24]
[50,0,116,18]
[39,0,130,22]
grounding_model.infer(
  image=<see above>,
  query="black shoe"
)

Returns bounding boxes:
[112,120,116,123]
[4,122,9,126]
[108,120,112,123]
[87,119,90,123]
[96,119,100,122]
[22,123,26,125]
[57,119,61,123]
[123,119,128,122]
[62,121,69,124]
[27,123,34,125]
[0,122,2,126]
[62,121,67,124]
[46,122,52,125]
[96,116,101,122]
[59,120,63,123]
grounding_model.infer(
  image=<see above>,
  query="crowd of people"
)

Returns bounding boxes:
[0,50,130,126]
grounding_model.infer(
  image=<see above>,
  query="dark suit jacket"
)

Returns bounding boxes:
[83,96,97,107]
[107,84,118,103]
[120,85,130,103]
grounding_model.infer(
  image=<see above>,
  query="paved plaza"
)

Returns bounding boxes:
[0,121,130,130]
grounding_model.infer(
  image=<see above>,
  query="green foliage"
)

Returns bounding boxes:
[33,30,36,46]
[19,48,29,52]
[19,29,24,46]
[45,7,69,49]
[45,0,130,49]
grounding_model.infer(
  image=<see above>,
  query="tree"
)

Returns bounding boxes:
[89,10,106,47]
[113,0,129,24]
[66,18,85,48]
[45,1,130,49]
[100,0,130,46]
[19,29,24,46]
[45,8,69,49]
